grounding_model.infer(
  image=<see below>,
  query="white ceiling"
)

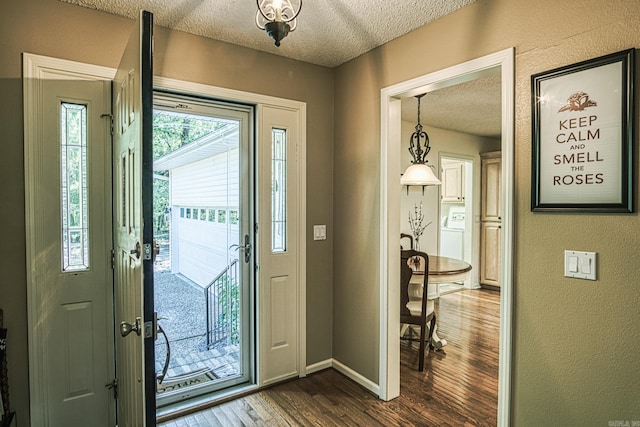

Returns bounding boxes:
[61,0,501,137]
[60,0,476,68]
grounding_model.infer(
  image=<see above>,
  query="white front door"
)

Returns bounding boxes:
[24,69,115,424]
[112,10,156,426]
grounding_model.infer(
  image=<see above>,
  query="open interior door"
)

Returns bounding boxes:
[113,10,156,426]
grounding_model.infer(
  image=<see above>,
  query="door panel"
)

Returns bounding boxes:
[36,78,114,427]
[258,105,300,385]
[113,10,155,426]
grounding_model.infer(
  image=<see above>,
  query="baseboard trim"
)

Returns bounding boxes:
[306,359,333,375]
[330,359,380,396]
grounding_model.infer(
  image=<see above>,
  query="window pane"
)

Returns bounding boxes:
[217,209,226,223]
[208,209,216,222]
[229,210,238,225]
[61,102,90,271]
[271,128,286,253]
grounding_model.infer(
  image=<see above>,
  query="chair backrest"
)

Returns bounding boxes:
[400,249,429,320]
[400,233,414,250]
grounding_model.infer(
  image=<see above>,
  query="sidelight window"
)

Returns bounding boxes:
[61,102,90,271]
[271,128,287,253]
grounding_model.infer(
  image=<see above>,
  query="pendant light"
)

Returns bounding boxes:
[256,0,302,47]
[401,93,441,189]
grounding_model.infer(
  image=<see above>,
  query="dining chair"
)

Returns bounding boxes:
[400,233,414,250]
[400,249,436,371]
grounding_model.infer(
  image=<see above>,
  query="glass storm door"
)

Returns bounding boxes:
[152,93,254,408]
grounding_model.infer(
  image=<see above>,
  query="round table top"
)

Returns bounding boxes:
[428,255,472,277]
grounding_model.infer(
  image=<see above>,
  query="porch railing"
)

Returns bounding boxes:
[205,259,239,349]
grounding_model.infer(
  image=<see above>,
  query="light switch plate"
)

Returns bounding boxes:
[564,250,597,280]
[313,224,327,241]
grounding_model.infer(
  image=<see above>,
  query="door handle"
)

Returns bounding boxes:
[230,234,251,263]
[153,238,160,262]
[120,317,142,337]
[130,242,141,259]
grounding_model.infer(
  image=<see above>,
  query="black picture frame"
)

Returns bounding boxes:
[531,48,635,212]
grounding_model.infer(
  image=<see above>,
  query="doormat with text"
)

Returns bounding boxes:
[157,369,218,395]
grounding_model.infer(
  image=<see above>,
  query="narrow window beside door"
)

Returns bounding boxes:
[60,102,90,271]
[271,128,287,253]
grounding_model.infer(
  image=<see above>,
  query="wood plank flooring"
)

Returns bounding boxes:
[159,288,500,426]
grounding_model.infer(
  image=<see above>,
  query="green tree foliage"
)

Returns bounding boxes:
[152,110,224,234]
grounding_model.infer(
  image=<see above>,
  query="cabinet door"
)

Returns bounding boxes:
[441,161,464,203]
[481,157,501,221]
[480,222,501,287]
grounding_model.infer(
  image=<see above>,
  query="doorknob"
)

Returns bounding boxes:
[130,242,141,259]
[120,317,142,337]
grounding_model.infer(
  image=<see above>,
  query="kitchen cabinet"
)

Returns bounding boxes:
[480,151,501,288]
[441,161,465,203]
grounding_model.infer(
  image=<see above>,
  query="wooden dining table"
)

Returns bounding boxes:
[404,255,472,349]
[408,255,472,296]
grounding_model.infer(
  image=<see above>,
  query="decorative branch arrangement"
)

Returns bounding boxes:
[408,202,432,250]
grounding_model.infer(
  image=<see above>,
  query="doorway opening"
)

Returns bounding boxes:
[151,93,255,408]
[438,155,475,295]
[380,48,514,426]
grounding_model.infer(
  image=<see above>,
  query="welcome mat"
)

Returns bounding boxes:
[157,369,218,395]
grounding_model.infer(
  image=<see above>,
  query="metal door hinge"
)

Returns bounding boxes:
[110,249,115,269]
[101,113,114,136]
[105,378,118,400]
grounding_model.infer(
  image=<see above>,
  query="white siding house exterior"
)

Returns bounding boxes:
[155,126,240,288]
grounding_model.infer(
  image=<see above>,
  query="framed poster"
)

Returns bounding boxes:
[531,48,635,212]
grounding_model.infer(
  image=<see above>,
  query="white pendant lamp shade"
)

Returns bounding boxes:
[402,93,440,188]
[401,163,441,186]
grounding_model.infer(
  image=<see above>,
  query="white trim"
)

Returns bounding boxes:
[379,48,515,427]
[23,53,116,427]
[332,360,381,396]
[306,359,333,375]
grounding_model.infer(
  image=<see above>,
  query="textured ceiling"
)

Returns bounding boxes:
[60,0,476,68]
[61,0,498,137]
[402,71,502,138]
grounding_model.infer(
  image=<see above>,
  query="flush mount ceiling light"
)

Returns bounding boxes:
[256,0,302,47]
[401,93,441,189]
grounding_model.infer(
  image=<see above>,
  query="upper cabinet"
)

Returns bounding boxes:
[441,161,465,203]
[481,152,501,221]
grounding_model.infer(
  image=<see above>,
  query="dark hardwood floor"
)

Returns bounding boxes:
[159,288,500,426]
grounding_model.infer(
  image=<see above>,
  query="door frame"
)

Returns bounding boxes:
[379,47,514,426]
[24,53,307,420]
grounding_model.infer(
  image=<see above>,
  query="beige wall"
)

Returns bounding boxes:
[334,0,640,424]
[0,0,333,424]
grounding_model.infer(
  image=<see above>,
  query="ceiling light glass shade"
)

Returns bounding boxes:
[256,0,302,46]
[401,163,441,186]
[402,93,441,187]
